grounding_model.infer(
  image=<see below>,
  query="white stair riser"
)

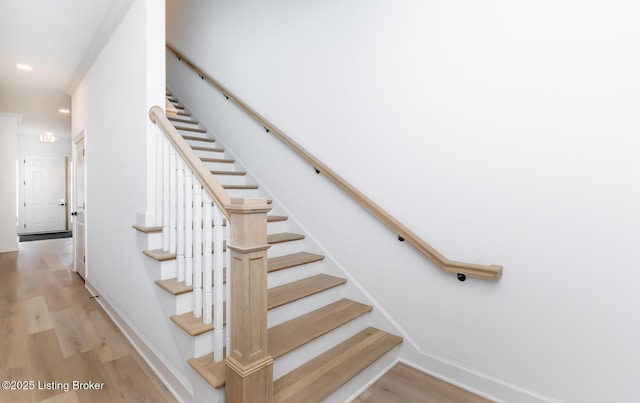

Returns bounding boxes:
[171,120,200,129]
[175,293,193,315]
[202,161,238,171]
[136,232,159,252]
[193,149,225,159]
[224,188,261,199]
[146,233,163,250]
[155,259,177,280]
[192,331,215,358]
[189,367,225,403]
[267,260,324,288]
[176,129,208,137]
[267,286,344,328]
[173,287,226,315]
[170,323,215,360]
[210,174,250,186]
[266,220,288,234]
[267,239,306,258]
[184,138,216,147]
[272,313,371,380]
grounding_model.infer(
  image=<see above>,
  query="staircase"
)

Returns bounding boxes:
[134,91,403,402]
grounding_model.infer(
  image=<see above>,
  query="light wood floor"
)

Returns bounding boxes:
[0,239,177,403]
[353,362,493,403]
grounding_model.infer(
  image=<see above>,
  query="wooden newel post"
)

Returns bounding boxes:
[225,198,273,402]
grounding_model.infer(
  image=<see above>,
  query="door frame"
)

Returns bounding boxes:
[72,131,86,279]
[17,152,70,234]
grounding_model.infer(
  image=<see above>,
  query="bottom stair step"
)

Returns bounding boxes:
[273,327,403,403]
[188,353,226,389]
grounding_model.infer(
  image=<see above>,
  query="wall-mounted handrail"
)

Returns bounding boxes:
[149,105,231,219]
[166,43,502,280]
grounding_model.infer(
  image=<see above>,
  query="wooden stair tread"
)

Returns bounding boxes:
[268,274,346,310]
[182,135,215,143]
[187,354,226,389]
[174,125,206,133]
[268,252,324,273]
[193,145,224,152]
[268,232,305,244]
[132,224,162,234]
[176,110,191,117]
[210,170,245,176]
[168,116,199,125]
[155,278,192,295]
[222,184,258,190]
[156,273,226,296]
[170,312,213,336]
[273,327,402,403]
[143,249,176,261]
[201,157,234,163]
[268,298,372,359]
[267,215,288,223]
[170,306,225,336]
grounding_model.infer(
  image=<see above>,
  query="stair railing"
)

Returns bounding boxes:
[166,43,503,281]
[149,106,274,400]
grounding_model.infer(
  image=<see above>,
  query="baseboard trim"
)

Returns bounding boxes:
[398,346,560,403]
[0,242,18,253]
[86,281,193,402]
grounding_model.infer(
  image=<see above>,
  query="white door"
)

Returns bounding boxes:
[23,154,67,233]
[73,136,86,279]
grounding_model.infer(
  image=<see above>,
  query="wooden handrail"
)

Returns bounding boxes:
[149,105,231,219]
[166,44,503,280]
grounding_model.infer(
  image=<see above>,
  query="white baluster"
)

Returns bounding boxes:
[213,204,224,362]
[193,178,203,318]
[169,147,177,254]
[155,131,163,227]
[176,159,185,282]
[203,193,213,325]
[184,168,193,286]
[162,138,170,251]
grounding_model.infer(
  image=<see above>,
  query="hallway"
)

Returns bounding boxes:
[0,239,176,402]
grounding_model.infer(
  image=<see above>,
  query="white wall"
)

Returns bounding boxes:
[71,0,191,397]
[18,135,71,155]
[167,1,640,402]
[0,114,19,252]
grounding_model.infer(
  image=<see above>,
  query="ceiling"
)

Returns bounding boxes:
[0,0,134,140]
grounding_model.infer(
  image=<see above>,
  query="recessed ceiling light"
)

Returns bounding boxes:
[16,64,33,71]
[59,108,70,114]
